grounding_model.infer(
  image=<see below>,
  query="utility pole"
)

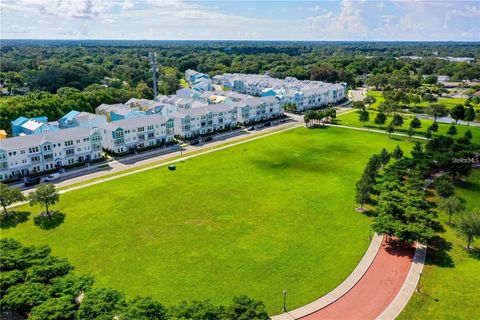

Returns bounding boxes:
[149,52,158,99]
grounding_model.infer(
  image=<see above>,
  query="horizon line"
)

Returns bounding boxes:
[2,38,480,43]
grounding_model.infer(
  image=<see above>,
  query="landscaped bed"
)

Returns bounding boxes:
[336,109,480,144]
[2,127,413,314]
[398,169,480,319]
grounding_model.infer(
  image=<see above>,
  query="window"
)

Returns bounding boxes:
[147,125,154,131]
[28,147,39,153]
[64,140,74,147]
[66,149,74,155]
[43,145,51,151]
[138,127,145,132]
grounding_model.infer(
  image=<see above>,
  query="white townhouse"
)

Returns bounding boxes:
[0,127,103,181]
[97,114,175,154]
[172,103,239,138]
[280,84,346,111]
[172,96,282,138]
[236,96,283,124]
[212,72,346,111]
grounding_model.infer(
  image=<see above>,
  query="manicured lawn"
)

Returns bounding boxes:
[366,90,475,110]
[336,110,480,144]
[399,169,480,320]
[2,127,413,314]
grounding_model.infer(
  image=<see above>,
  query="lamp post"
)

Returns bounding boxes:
[282,289,287,312]
[417,272,423,293]
[369,223,373,240]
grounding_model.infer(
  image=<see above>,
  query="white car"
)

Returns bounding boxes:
[44,173,61,182]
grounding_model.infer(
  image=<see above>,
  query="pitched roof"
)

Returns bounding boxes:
[0,127,95,151]
[98,114,169,131]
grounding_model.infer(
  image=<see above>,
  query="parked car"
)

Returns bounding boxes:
[24,176,41,187]
[264,122,271,127]
[247,126,255,131]
[203,136,213,142]
[44,173,61,182]
[190,139,200,145]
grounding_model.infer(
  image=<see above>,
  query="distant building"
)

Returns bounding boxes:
[437,75,451,83]
[10,116,59,136]
[213,73,345,111]
[59,110,107,129]
[95,103,146,122]
[185,69,213,94]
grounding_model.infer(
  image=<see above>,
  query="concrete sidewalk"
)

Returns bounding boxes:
[376,243,427,320]
[271,233,383,320]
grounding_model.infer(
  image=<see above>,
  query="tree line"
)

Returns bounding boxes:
[0,238,269,320]
[355,134,480,247]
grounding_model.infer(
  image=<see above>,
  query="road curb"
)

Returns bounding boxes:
[271,233,383,320]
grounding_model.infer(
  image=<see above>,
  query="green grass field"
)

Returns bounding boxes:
[366,90,475,110]
[336,110,480,144]
[399,169,480,320]
[2,127,413,314]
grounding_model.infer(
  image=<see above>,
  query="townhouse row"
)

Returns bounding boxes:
[98,95,282,154]
[0,127,103,181]
[212,73,346,111]
[0,95,282,180]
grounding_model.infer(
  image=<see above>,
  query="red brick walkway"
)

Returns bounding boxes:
[300,238,415,320]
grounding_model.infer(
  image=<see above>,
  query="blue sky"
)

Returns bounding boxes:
[1,0,479,41]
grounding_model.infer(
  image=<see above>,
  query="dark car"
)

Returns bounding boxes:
[190,139,200,145]
[203,136,213,142]
[264,122,271,127]
[24,176,41,187]
[247,126,255,131]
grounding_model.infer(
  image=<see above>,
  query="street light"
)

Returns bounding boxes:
[368,223,373,240]
[282,289,287,312]
[417,272,423,293]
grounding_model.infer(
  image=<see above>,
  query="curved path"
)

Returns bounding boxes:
[273,236,423,320]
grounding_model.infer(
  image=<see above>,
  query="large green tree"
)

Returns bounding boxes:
[0,183,25,216]
[438,196,465,224]
[457,210,480,249]
[28,183,59,216]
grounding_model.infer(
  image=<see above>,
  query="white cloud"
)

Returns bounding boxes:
[0,0,105,19]
[0,0,478,40]
[122,0,134,11]
[307,0,367,39]
[450,4,480,17]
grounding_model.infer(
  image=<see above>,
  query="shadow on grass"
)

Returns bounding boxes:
[0,211,31,229]
[425,235,455,268]
[33,211,65,230]
[417,290,440,302]
[431,220,446,233]
[307,125,330,130]
[455,179,480,193]
[467,248,480,261]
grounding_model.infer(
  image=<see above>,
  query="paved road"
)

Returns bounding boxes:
[16,118,302,195]
[349,89,366,102]
[300,238,415,320]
